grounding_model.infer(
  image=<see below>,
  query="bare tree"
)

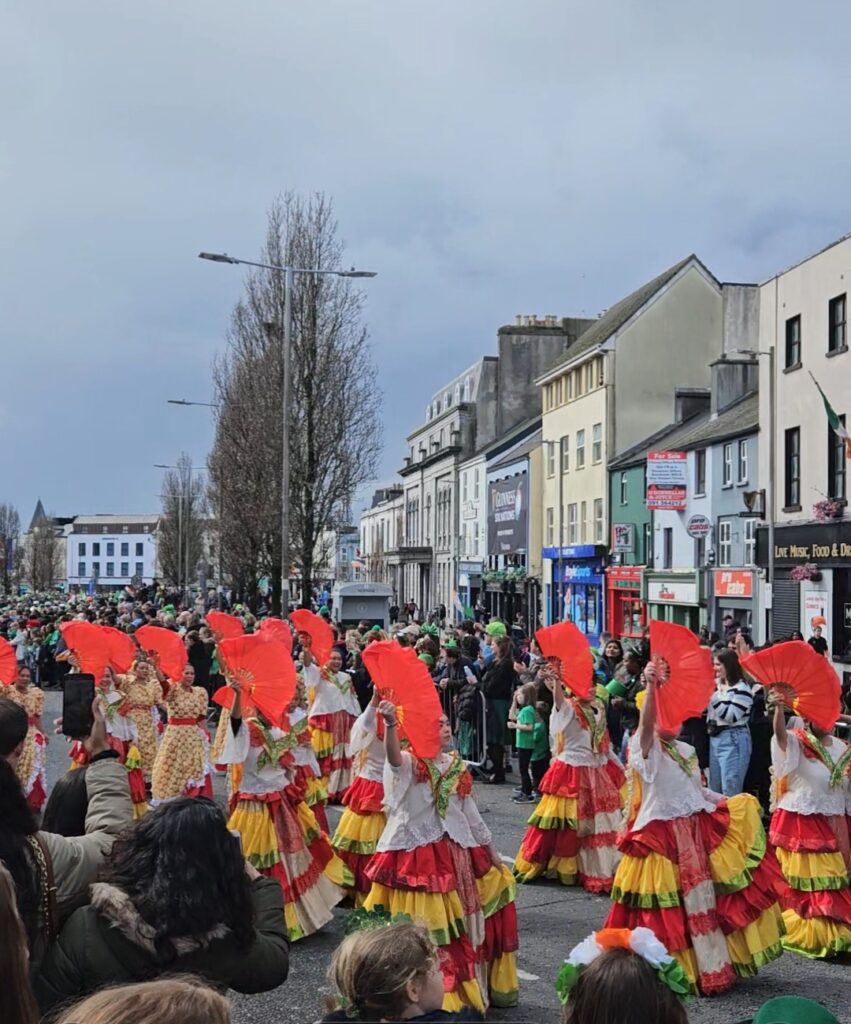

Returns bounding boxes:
[208,192,381,611]
[0,503,21,594]
[24,512,63,592]
[158,453,206,590]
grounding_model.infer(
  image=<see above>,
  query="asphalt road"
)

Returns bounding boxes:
[40,691,849,1024]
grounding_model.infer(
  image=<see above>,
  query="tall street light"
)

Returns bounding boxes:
[155,462,206,601]
[198,251,377,613]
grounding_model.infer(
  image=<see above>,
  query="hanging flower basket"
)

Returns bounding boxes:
[813,498,843,521]
[790,563,822,582]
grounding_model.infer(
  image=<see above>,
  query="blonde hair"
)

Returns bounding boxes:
[54,977,231,1024]
[326,923,437,1020]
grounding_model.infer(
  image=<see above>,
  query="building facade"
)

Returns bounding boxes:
[66,515,159,591]
[360,486,404,597]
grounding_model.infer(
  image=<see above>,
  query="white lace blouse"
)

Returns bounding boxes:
[771,730,849,817]
[628,734,720,832]
[550,699,613,768]
[306,668,361,718]
[218,718,293,796]
[349,704,385,783]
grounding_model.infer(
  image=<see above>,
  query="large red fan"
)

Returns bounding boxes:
[206,611,244,642]
[362,641,441,759]
[60,621,111,681]
[213,635,296,727]
[134,625,188,683]
[741,640,841,732]
[0,637,16,685]
[535,621,594,700]
[100,626,138,675]
[289,609,334,667]
[647,620,715,734]
[258,617,293,654]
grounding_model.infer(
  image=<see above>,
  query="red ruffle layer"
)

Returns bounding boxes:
[770,809,840,853]
[337,848,373,894]
[367,842,458,893]
[620,804,731,860]
[784,884,851,921]
[539,758,625,816]
[26,775,46,812]
[343,775,384,814]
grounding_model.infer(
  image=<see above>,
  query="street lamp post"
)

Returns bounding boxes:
[198,251,376,614]
[155,462,205,604]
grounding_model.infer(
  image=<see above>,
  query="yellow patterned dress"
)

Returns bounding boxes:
[7,685,47,810]
[117,672,163,782]
[151,685,212,803]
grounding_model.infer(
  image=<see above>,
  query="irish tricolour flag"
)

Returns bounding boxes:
[811,372,851,458]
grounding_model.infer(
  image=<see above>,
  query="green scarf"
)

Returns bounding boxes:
[423,753,466,818]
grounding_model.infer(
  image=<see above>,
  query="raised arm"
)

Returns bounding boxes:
[772,698,787,753]
[638,664,657,759]
[378,699,402,767]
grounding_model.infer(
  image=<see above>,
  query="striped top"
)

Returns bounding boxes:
[709,680,754,727]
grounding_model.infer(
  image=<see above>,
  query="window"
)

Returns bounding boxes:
[719,521,732,567]
[594,498,603,543]
[785,314,801,368]
[120,542,129,557]
[474,468,480,500]
[744,518,757,565]
[555,378,563,405]
[619,472,628,505]
[78,542,86,556]
[576,430,586,469]
[737,439,748,484]
[106,562,114,577]
[454,384,461,404]
[122,525,128,534]
[92,562,100,577]
[723,443,733,486]
[567,503,578,544]
[695,449,706,495]
[77,561,85,577]
[580,501,587,543]
[433,401,438,418]
[462,473,468,502]
[586,363,594,391]
[695,535,706,566]
[135,542,143,557]
[546,507,555,546]
[443,391,450,411]
[463,376,471,401]
[473,522,479,555]
[106,542,114,557]
[439,428,445,448]
[546,442,556,478]
[592,423,602,463]
[567,373,574,400]
[785,427,801,508]
[561,436,570,473]
[135,562,144,576]
[92,542,100,557]
[424,495,432,545]
[828,414,847,500]
[102,526,108,534]
[829,294,846,353]
[120,562,129,577]
[662,528,673,569]
[426,404,431,422]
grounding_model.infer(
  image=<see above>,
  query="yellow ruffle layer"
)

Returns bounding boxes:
[228,802,282,864]
[442,979,486,1014]
[528,793,578,830]
[611,852,681,908]
[477,863,517,918]
[781,907,851,959]
[514,853,578,887]
[488,953,520,1008]
[776,849,850,892]
[710,793,763,893]
[332,807,386,853]
[364,884,467,948]
[311,727,335,759]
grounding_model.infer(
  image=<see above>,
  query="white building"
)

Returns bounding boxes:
[360,486,404,597]
[66,515,159,591]
[457,452,487,612]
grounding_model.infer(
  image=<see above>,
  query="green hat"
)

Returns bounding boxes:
[369,624,382,633]
[485,621,507,637]
[418,653,435,668]
[752,997,840,1024]
[421,623,439,637]
[319,605,329,615]
[443,639,460,652]
[606,679,627,698]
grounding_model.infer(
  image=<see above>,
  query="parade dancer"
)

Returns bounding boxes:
[331,687,387,904]
[289,677,330,832]
[5,665,47,811]
[116,657,163,784]
[219,682,351,942]
[363,698,519,1013]
[97,665,148,817]
[605,656,785,995]
[151,663,212,803]
[304,646,360,802]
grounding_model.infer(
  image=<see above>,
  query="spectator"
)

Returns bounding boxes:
[186,629,215,700]
[721,613,737,642]
[606,650,643,758]
[481,635,518,784]
[36,797,290,1012]
[594,640,623,686]
[0,862,38,1024]
[707,649,753,796]
[508,681,540,802]
[53,978,231,1024]
[42,766,90,837]
[808,622,829,657]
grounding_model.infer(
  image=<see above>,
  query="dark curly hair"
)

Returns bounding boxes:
[103,797,255,962]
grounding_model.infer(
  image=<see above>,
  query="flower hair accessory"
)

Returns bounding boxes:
[555,927,691,1005]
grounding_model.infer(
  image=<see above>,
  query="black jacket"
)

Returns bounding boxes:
[434,655,480,693]
[481,657,517,702]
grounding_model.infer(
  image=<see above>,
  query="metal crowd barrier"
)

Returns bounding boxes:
[438,684,489,778]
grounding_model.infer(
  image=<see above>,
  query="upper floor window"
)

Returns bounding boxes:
[576,430,586,469]
[546,442,556,478]
[463,376,471,401]
[546,507,555,546]
[829,294,847,354]
[785,314,801,369]
[737,439,749,484]
[744,518,757,566]
[619,472,628,505]
[426,404,432,422]
[828,414,847,501]
[454,383,461,404]
[784,426,801,508]
[718,521,732,567]
[561,436,570,473]
[723,443,733,487]
[592,423,602,463]
[443,391,450,411]
[567,373,575,400]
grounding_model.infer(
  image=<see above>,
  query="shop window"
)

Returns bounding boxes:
[828,294,846,353]
[594,498,604,543]
[828,414,847,500]
[546,507,554,546]
[561,436,570,473]
[718,521,732,566]
[567,503,578,544]
[784,427,801,508]
[622,597,642,637]
[619,472,628,505]
[785,315,801,369]
[723,443,733,487]
[737,439,748,484]
[695,449,706,495]
[547,443,556,478]
[576,430,586,469]
[592,423,602,463]
[662,528,673,569]
[744,518,756,566]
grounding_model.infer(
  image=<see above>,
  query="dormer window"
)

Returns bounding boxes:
[454,384,461,404]
[443,392,450,411]
[432,401,438,418]
[426,405,431,422]
[463,376,471,401]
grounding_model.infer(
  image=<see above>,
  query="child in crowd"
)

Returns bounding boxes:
[508,682,541,803]
[321,921,484,1023]
[531,701,551,793]
[54,978,231,1024]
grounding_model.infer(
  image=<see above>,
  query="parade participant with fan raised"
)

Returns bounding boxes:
[742,640,851,959]
[294,609,361,803]
[215,633,351,942]
[513,621,624,892]
[208,612,246,778]
[604,620,785,996]
[4,660,47,812]
[361,641,519,1014]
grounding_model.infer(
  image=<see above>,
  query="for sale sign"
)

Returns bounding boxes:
[646,451,688,510]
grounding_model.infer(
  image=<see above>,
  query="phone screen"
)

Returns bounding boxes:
[62,674,96,739]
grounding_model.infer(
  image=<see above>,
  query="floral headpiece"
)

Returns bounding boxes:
[343,905,413,935]
[556,927,690,1005]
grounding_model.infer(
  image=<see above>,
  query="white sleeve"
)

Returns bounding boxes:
[217,717,251,765]
[629,733,661,783]
[459,794,493,846]
[350,704,377,756]
[771,731,800,781]
[550,700,574,739]
[382,750,414,811]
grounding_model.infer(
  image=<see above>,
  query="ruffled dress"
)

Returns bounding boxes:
[290,706,330,832]
[116,672,163,782]
[770,727,851,958]
[305,664,361,801]
[363,750,519,1013]
[151,685,212,803]
[331,703,387,903]
[513,695,625,892]
[7,685,47,811]
[605,734,785,995]
[220,716,351,941]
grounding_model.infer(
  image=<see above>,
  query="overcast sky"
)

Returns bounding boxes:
[3,1,850,526]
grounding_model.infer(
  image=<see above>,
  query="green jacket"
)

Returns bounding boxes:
[35,876,290,1013]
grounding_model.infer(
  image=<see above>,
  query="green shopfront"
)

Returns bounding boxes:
[642,570,704,632]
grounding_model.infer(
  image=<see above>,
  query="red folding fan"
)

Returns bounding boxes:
[60,621,111,681]
[741,640,841,732]
[100,626,138,675]
[213,635,296,727]
[362,641,442,759]
[535,621,594,700]
[647,620,715,734]
[258,617,293,654]
[206,611,244,642]
[289,609,334,666]
[134,625,188,683]
[0,637,16,685]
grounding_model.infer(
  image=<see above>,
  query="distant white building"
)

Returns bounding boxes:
[66,515,159,591]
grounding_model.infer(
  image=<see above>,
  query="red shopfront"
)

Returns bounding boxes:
[606,566,646,640]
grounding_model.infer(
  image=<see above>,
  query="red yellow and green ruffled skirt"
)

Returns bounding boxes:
[310,711,357,802]
[770,809,851,959]
[70,737,148,818]
[228,784,352,942]
[513,757,625,893]
[363,838,519,1013]
[294,762,330,833]
[331,775,386,905]
[605,793,785,995]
